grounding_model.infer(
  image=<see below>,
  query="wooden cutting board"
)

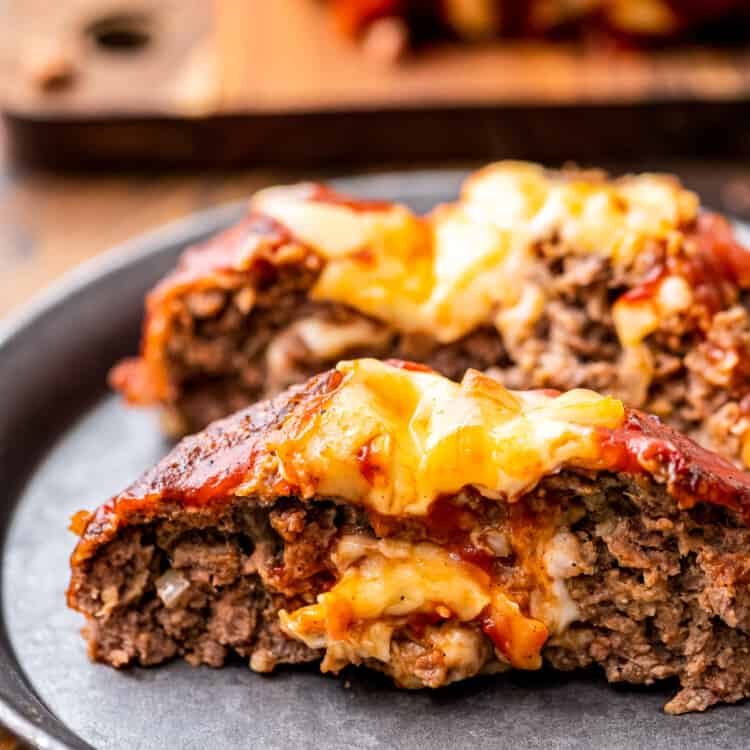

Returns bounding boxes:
[2,0,750,167]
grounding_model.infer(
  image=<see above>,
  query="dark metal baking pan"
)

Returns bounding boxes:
[1,170,749,750]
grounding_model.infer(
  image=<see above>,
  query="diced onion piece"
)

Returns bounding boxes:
[156,568,191,608]
[657,275,692,316]
[480,528,512,557]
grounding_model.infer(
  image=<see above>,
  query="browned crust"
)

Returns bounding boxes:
[70,368,341,571]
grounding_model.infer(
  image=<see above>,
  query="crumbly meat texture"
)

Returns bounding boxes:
[69,375,750,713]
[111,205,750,470]
[68,471,750,714]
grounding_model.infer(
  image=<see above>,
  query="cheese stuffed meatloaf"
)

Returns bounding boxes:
[112,162,750,467]
[72,359,750,713]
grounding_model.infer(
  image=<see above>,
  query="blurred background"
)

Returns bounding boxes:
[2,1,750,319]
[2,1,750,745]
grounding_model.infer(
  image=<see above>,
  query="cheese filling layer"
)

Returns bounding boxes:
[280,530,585,678]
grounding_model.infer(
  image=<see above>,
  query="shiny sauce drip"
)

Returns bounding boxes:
[384,358,436,373]
[151,212,296,300]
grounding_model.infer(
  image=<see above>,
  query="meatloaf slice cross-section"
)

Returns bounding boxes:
[71,358,750,713]
[111,162,750,469]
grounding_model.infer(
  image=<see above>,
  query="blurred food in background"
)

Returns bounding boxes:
[327,0,750,62]
[1,0,750,168]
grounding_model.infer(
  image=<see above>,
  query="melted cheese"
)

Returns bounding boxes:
[282,537,491,638]
[264,358,624,517]
[463,161,697,262]
[611,274,695,404]
[268,361,600,677]
[252,162,698,360]
[281,530,584,676]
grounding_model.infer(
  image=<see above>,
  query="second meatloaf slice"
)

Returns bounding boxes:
[111,162,750,466]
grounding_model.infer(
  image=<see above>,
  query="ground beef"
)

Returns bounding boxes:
[541,473,750,713]
[69,471,750,713]
[74,500,343,672]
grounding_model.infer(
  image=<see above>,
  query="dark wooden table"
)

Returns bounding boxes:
[3,150,750,748]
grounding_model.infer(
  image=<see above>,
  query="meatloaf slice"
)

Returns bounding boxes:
[110,162,750,468]
[71,358,750,713]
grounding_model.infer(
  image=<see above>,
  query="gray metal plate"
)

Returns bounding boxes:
[1,170,749,750]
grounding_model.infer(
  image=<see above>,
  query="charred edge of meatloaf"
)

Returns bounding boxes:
[71,469,750,712]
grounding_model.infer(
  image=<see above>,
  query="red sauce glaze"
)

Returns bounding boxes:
[112,211,306,406]
[693,212,750,288]
[480,607,511,656]
[307,183,395,213]
[124,440,265,507]
[384,358,436,373]
[149,212,297,302]
[70,369,345,566]
[618,212,750,317]
[620,262,666,303]
[600,410,750,522]
[448,544,495,577]
[356,438,388,486]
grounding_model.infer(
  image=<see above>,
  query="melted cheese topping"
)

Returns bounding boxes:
[260,360,609,675]
[462,162,697,260]
[281,537,491,642]
[263,358,624,517]
[252,161,699,348]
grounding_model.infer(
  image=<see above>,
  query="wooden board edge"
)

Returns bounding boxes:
[5,98,750,170]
